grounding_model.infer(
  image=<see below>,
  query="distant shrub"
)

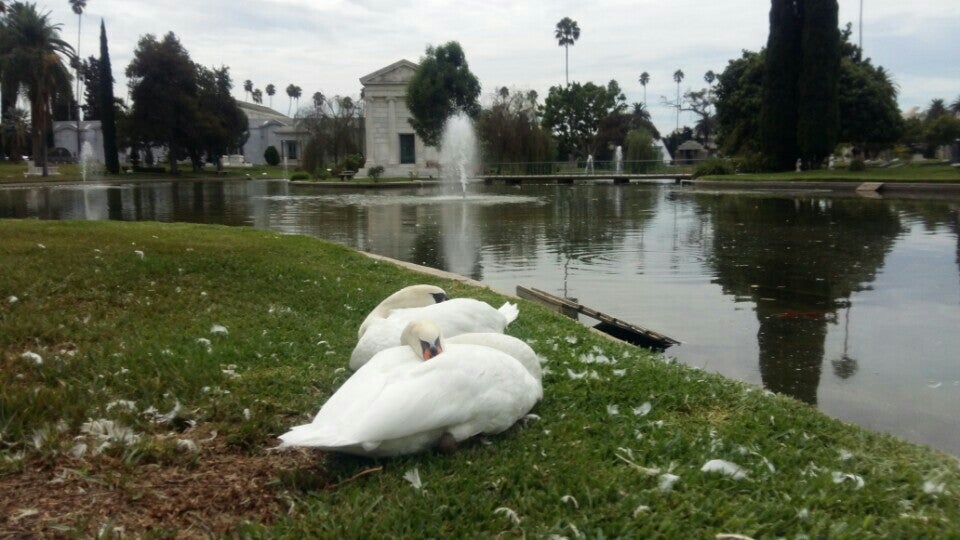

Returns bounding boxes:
[733,153,767,173]
[893,144,913,163]
[289,171,310,181]
[264,146,280,166]
[848,159,866,172]
[693,158,735,178]
[368,165,385,180]
[313,168,330,180]
[625,128,659,173]
[342,154,365,172]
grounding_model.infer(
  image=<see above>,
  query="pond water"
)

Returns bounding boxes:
[2,179,959,455]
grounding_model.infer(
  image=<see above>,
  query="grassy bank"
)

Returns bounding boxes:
[1,221,958,537]
[701,163,960,183]
[0,162,290,184]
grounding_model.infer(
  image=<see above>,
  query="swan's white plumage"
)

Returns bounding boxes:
[279,322,542,457]
[349,299,519,370]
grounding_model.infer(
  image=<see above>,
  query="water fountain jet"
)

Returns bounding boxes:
[439,112,479,197]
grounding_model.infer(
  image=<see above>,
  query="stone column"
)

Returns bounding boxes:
[387,97,397,165]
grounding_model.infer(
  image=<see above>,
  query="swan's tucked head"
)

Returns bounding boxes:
[394,285,449,307]
[401,320,445,361]
[358,285,449,338]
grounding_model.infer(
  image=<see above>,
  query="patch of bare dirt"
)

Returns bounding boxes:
[0,444,328,538]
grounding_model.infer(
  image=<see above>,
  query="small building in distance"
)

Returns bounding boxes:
[675,140,708,165]
[358,59,439,178]
[239,102,306,166]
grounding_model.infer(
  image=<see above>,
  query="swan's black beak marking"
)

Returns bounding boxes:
[431,292,450,303]
[420,339,443,360]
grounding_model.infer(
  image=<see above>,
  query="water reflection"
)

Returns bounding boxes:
[2,180,959,454]
[697,194,902,404]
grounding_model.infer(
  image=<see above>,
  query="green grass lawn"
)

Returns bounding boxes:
[0,161,291,184]
[701,163,960,182]
[1,220,958,537]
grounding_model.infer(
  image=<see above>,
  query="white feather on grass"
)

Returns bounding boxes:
[701,459,748,480]
[403,467,423,490]
[831,471,865,489]
[633,402,652,417]
[134,250,145,259]
[7,295,18,304]
[658,473,680,491]
[923,480,945,495]
[494,507,521,525]
[210,324,229,335]
[560,495,579,508]
[20,351,43,365]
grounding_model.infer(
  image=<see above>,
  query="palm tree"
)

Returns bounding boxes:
[265,83,275,108]
[673,69,685,132]
[638,71,649,108]
[0,3,74,176]
[286,83,296,115]
[949,95,960,116]
[927,98,947,120]
[292,85,302,112]
[243,79,253,101]
[252,88,262,104]
[312,91,324,109]
[554,17,580,86]
[68,0,86,159]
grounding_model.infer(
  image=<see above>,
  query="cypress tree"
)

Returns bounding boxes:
[759,0,803,171]
[797,0,840,167]
[99,19,120,174]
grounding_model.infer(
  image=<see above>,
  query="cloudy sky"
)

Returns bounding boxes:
[39,0,959,134]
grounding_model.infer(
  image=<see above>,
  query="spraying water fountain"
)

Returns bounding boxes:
[80,141,99,183]
[439,111,479,197]
[585,155,595,174]
[614,146,623,175]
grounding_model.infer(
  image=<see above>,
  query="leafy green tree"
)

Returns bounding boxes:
[476,87,553,172]
[2,107,29,161]
[0,2,75,175]
[638,71,650,107]
[189,65,247,171]
[797,0,840,167]
[625,127,659,172]
[593,102,660,161]
[540,80,626,159]
[836,47,902,151]
[406,41,481,147]
[715,50,765,155]
[720,20,898,161]
[126,32,198,174]
[98,19,119,174]
[662,126,694,158]
[926,99,948,121]
[923,115,960,151]
[297,93,362,170]
[554,17,580,85]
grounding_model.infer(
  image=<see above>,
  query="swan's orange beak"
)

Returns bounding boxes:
[420,340,443,360]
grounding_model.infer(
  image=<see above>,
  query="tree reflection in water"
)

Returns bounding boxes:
[698,194,902,404]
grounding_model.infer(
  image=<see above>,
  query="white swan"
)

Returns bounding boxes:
[358,285,449,338]
[279,320,542,457]
[350,286,519,371]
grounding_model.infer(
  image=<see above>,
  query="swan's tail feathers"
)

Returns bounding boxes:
[498,302,520,325]
[277,423,357,449]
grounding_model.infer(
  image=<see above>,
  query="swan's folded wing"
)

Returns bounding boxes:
[348,347,535,443]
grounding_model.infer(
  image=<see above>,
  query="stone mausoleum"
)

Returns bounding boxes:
[358,59,439,178]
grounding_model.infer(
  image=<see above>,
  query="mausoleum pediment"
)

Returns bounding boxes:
[359,59,419,86]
